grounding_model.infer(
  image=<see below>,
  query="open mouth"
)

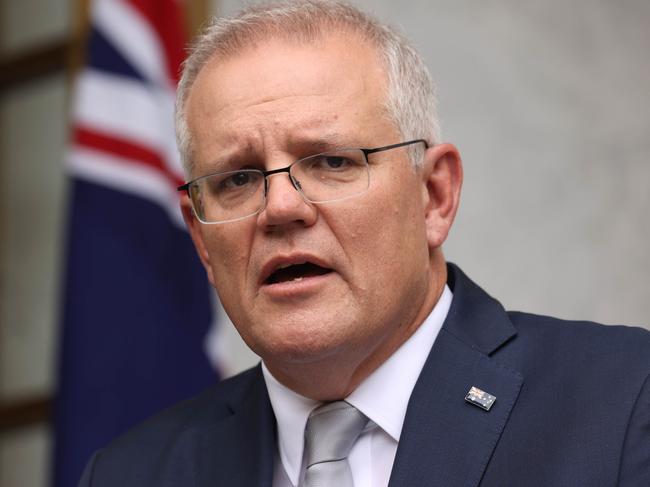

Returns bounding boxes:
[265,262,333,285]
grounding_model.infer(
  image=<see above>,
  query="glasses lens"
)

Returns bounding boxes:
[293,149,369,203]
[190,169,265,223]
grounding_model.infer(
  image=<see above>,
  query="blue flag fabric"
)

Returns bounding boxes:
[53,182,216,487]
[52,1,218,485]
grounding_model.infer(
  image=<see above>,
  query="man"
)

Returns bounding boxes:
[79,1,650,486]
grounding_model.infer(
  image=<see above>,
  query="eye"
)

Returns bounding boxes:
[202,170,262,197]
[220,171,254,189]
[322,156,347,169]
[309,154,357,171]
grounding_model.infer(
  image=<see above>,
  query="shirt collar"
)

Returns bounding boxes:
[262,362,318,485]
[262,284,452,485]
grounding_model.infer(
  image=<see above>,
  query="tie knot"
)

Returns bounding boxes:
[304,401,368,468]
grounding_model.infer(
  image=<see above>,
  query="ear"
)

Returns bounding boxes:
[180,195,216,286]
[421,143,463,250]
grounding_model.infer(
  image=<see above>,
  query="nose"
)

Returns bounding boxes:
[257,172,317,230]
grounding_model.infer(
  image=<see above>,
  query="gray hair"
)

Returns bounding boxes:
[175,0,440,176]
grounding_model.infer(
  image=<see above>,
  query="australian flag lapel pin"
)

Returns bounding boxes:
[465,386,496,411]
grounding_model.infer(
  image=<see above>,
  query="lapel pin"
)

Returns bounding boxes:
[465,386,496,411]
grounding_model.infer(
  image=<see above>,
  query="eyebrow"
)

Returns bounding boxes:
[203,147,251,173]
[287,132,353,154]
[205,132,356,172]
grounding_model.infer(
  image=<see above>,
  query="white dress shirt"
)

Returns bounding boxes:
[262,284,452,487]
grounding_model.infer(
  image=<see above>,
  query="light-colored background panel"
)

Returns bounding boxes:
[0,2,72,486]
[0,0,71,54]
[0,424,51,487]
[0,73,69,399]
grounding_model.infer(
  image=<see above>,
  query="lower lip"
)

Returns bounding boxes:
[260,271,336,299]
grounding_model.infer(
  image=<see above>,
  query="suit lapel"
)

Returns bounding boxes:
[194,366,275,487]
[388,264,524,487]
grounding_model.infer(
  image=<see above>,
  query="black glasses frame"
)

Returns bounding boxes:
[176,139,429,194]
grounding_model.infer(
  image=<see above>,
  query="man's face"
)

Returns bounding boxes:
[184,34,447,384]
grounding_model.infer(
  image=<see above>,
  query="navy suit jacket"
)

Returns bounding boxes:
[79,264,650,486]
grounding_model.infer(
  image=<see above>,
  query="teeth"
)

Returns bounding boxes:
[293,277,303,282]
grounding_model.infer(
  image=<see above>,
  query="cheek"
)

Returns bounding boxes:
[372,177,427,243]
[340,184,429,288]
[205,231,255,339]
[202,225,253,292]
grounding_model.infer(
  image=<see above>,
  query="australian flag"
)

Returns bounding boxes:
[53,1,218,485]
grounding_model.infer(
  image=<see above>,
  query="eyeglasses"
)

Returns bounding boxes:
[177,139,428,224]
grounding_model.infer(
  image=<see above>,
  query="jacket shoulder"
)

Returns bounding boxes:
[509,311,650,352]
[79,365,262,486]
[505,311,650,377]
[117,364,260,438]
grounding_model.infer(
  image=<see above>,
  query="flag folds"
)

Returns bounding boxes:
[53,1,217,485]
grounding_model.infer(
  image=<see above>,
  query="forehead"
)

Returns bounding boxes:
[185,33,396,167]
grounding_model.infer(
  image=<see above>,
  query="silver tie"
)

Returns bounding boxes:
[303,401,368,487]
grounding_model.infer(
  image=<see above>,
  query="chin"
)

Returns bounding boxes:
[249,323,350,365]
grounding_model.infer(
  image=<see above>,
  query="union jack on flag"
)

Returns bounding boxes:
[54,1,218,485]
